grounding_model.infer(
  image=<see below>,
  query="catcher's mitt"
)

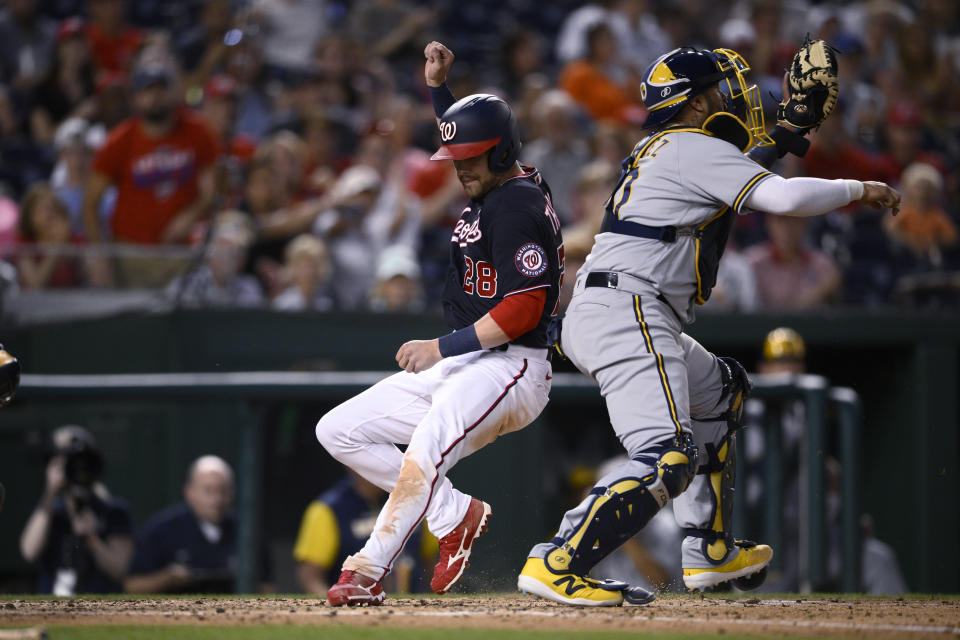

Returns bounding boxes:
[777,38,839,130]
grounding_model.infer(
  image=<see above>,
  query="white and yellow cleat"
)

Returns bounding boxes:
[517,557,624,607]
[682,541,773,591]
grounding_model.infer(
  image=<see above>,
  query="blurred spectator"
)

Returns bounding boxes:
[746,215,841,309]
[84,0,143,79]
[251,0,331,80]
[0,257,18,320]
[294,471,432,595]
[202,75,257,166]
[301,110,350,194]
[0,188,20,249]
[615,0,672,72]
[272,233,335,311]
[369,244,424,312]
[495,28,548,103]
[84,63,219,246]
[877,101,947,183]
[348,0,435,63]
[559,160,618,311]
[0,0,57,91]
[588,122,633,167]
[0,84,50,196]
[125,455,272,593]
[224,37,273,141]
[802,102,892,185]
[19,425,134,595]
[555,0,628,68]
[257,130,308,202]
[858,0,905,87]
[29,17,96,145]
[559,22,645,124]
[15,182,85,289]
[521,90,590,225]
[166,211,263,308]
[708,248,759,313]
[239,157,331,296]
[176,0,234,80]
[883,162,957,266]
[201,74,257,204]
[50,117,111,236]
[313,163,421,310]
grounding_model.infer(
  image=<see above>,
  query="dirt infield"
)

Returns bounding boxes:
[1,594,958,638]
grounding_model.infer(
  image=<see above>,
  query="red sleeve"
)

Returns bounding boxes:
[488,289,547,341]
[183,112,220,168]
[93,122,130,180]
[195,121,220,168]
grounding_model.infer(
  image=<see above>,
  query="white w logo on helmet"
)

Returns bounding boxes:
[439,121,457,142]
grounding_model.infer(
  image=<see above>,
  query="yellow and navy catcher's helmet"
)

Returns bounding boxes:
[640,47,773,146]
[762,327,806,362]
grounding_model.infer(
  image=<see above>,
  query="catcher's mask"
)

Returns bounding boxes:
[640,47,773,148]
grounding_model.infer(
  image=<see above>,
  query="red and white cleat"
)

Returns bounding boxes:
[431,498,492,594]
[326,570,385,606]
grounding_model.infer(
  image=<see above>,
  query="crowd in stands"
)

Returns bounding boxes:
[0,0,957,313]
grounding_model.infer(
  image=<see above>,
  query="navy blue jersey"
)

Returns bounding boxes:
[36,494,133,594]
[130,502,271,592]
[442,167,564,349]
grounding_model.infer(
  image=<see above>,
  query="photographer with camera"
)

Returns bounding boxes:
[19,426,134,595]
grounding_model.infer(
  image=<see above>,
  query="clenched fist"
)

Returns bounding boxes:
[424,41,454,88]
[396,339,442,373]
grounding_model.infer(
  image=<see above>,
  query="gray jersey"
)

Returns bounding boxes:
[582,127,772,323]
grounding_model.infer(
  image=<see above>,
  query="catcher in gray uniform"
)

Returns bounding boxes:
[518,43,899,606]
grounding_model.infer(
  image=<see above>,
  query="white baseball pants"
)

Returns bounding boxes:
[316,346,552,580]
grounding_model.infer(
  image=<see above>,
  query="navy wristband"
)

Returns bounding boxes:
[438,326,482,357]
[428,83,457,119]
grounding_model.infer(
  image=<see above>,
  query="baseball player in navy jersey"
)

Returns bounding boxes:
[518,46,899,606]
[317,41,563,606]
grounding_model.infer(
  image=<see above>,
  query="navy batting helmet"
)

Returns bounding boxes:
[431,94,521,173]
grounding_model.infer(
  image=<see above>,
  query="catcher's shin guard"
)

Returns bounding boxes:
[685,427,737,564]
[546,435,697,576]
[717,356,750,428]
[681,356,750,564]
[678,356,770,589]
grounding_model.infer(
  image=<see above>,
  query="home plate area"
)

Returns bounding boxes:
[1,594,958,638]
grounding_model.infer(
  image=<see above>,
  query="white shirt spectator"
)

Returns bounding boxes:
[253,0,329,73]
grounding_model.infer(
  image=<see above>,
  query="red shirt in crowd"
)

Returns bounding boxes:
[86,23,143,77]
[93,109,219,244]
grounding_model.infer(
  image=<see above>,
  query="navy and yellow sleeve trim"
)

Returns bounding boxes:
[732,171,773,213]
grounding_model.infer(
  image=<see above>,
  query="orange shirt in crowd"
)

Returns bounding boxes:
[887,204,958,253]
[93,109,219,244]
[559,61,643,124]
